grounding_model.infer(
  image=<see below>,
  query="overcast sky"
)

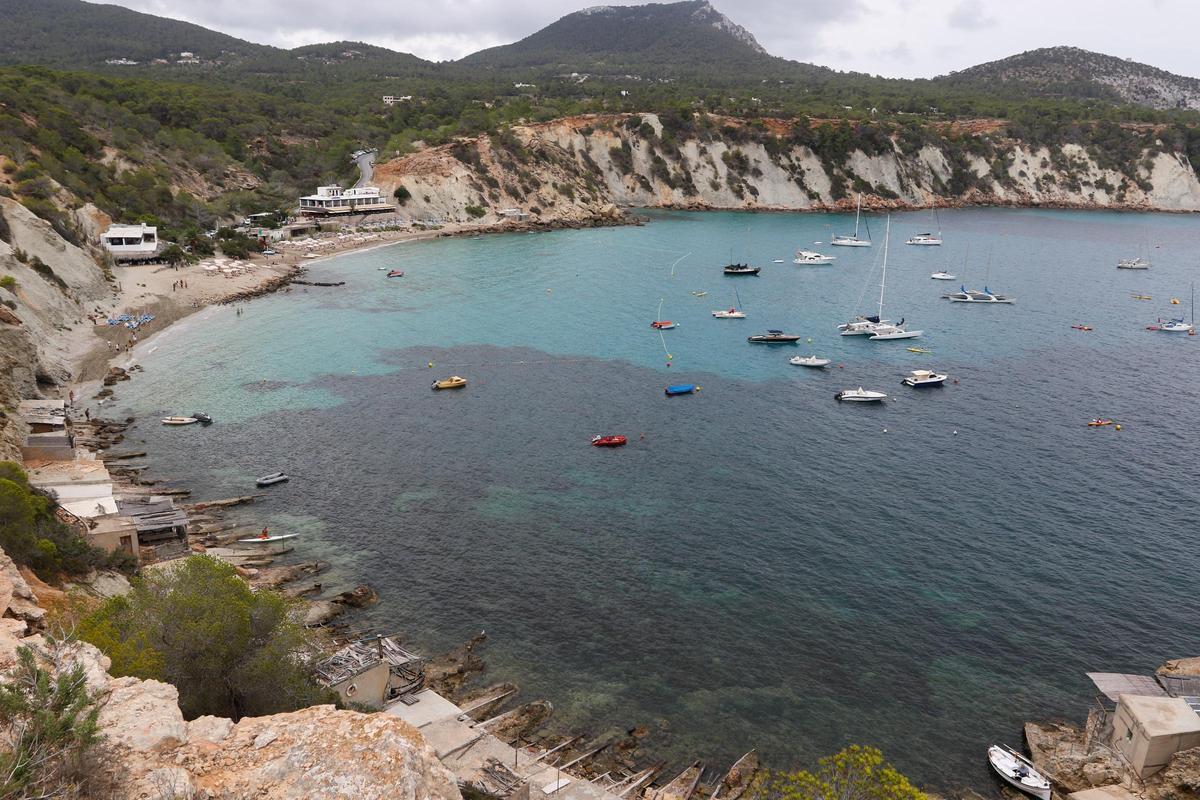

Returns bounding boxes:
[107,0,1196,79]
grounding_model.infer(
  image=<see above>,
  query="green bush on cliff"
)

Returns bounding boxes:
[0,637,102,799]
[747,746,926,800]
[77,555,337,721]
[0,461,109,578]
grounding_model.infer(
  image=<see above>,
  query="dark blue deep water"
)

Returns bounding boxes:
[108,209,1200,791]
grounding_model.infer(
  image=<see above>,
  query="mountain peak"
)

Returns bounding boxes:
[687,0,767,55]
[943,45,1200,111]
[460,0,772,72]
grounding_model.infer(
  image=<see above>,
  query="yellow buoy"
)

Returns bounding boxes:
[1115,424,1122,430]
[428,362,433,368]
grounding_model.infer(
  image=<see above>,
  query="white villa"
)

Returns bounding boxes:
[298,185,394,216]
[100,222,161,262]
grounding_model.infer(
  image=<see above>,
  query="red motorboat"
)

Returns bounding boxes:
[650,320,677,329]
[387,270,405,278]
[591,434,628,447]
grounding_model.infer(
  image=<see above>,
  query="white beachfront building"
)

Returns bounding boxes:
[100,222,160,261]
[297,185,394,216]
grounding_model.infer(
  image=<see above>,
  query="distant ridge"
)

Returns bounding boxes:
[0,0,273,66]
[940,46,1200,111]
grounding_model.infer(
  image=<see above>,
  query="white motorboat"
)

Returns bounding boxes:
[161,416,199,426]
[793,250,836,265]
[790,355,831,368]
[930,271,957,280]
[830,194,871,247]
[902,369,947,387]
[906,232,942,246]
[943,286,1016,304]
[835,387,887,403]
[987,745,1051,800]
[1117,257,1150,270]
[256,472,290,487]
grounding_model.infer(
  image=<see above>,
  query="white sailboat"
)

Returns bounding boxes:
[712,285,747,318]
[1152,284,1195,333]
[906,208,943,245]
[830,195,871,247]
[868,217,922,341]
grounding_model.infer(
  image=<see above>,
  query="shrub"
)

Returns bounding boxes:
[0,462,110,577]
[393,185,412,204]
[747,746,926,800]
[77,555,336,720]
[29,257,68,291]
[0,639,102,798]
[0,207,10,243]
[464,204,487,219]
[0,275,16,291]
[160,243,188,266]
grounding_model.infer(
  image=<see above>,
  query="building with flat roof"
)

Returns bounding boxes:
[298,185,394,216]
[100,223,161,262]
[1109,694,1200,777]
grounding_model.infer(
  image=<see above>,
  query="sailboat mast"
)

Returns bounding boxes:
[854,194,861,239]
[878,215,890,318]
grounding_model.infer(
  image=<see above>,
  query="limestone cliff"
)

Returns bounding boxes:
[374,113,1200,225]
[0,544,463,800]
[0,197,115,459]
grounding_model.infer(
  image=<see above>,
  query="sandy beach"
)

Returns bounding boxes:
[62,222,493,389]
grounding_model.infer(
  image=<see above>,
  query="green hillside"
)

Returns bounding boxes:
[0,0,272,67]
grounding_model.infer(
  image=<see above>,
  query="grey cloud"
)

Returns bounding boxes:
[947,0,995,30]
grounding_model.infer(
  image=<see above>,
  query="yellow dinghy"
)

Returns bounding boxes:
[432,375,467,390]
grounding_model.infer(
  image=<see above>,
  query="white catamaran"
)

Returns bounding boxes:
[868,217,922,340]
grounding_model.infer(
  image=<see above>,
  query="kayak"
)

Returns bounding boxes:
[238,533,300,543]
[1088,419,1114,427]
[387,270,405,278]
[665,384,697,396]
[591,435,628,447]
[1071,325,1093,331]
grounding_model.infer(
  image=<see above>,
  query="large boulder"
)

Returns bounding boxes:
[91,701,462,800]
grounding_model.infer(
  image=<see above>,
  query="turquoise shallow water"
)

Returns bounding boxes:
[109,208,1200,790]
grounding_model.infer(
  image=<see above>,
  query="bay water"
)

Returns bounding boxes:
[108,208,1200,790]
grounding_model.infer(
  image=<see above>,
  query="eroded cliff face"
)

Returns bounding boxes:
[374,113,1200,225]
[0,197,115,460]
[0,545,463,800]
